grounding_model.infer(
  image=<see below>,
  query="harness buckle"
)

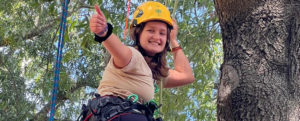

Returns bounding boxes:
[119,101,132,110]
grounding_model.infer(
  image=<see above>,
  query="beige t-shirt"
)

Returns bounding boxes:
[98,46,154,103]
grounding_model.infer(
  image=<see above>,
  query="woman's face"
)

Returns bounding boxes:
[139,21,168,56]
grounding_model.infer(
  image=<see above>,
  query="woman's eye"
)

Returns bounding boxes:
[147,30,154,32]
[160,32,166,35]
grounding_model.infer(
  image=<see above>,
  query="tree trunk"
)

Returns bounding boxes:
[214,0,300,121]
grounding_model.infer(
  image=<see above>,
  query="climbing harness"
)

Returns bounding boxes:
[77,81,162,121]
[77,94,162,121]
[49,0,69,121]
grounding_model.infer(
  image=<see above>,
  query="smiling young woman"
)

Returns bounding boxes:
[80,1,195,121]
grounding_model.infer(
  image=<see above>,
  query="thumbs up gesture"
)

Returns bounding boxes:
[89,5,108,37]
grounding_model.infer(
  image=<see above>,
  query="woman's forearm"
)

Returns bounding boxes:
[102,34,132,68]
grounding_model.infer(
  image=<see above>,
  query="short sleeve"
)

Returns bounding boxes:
[107,46,152,76]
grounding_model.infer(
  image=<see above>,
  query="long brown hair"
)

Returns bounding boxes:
[129,21,172,81]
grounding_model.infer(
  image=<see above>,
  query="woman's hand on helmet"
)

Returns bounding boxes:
[170,19,178,43]
[89,4,107,37]
[170,19,179,48]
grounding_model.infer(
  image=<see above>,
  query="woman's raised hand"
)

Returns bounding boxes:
[170,19,178,42]
[170,19,179,47]
[89,5,108,37]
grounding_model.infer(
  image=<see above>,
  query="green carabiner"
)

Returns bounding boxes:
[127,94,139,103]
[147,99,158,105]
[154,83,159,93]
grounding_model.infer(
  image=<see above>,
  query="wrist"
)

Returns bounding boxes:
[97,25,108,37]
[170,39,179,47]
[171,46,182,52]
[170,43,180,49]
[94,23,113,43]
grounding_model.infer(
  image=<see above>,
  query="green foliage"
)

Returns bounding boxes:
[0,0,222,120]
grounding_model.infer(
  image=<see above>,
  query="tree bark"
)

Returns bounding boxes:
[214,0,300,121]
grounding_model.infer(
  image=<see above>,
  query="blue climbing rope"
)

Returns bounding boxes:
[49,0,69,121]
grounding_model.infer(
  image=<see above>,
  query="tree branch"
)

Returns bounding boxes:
[24,21,57,40]
[31,80,87,120]
[0,55,17,90]
[24,0,91,40]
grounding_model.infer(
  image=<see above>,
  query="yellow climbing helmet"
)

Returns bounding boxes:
[130,1,173,28]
